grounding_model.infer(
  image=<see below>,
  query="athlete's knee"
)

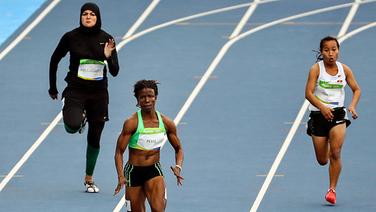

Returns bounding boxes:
[149,195,166,212]
[315,153,329,166]
[330,149,342,161]
[130,201,146,212]
[64,123,80,134]
[63,116,82,134]
[150,203,165,212]
[317,158,328,166]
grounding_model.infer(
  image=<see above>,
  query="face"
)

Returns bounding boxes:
[321,40,339,64]
[137,88,157,112]
[81,10,97,28]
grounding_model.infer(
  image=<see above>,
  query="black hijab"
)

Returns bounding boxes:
[79,2,102,34]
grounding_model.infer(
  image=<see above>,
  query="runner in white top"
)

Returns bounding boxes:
[305,36,361,205]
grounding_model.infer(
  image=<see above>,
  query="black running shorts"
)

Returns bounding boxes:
[62,87,109,123]
[123,162,164,187]
[307,107,351,137]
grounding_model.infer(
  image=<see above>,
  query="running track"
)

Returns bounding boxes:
[0,1,375,211]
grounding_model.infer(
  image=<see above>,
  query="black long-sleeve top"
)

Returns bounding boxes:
[49,28,119,95]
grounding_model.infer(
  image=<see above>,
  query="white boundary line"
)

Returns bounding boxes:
[116,0,278,50]
[0,0,61,61]
[0,0,160,193]
[249,1,375,211]
[338,0,362,37]
[122,0,160,40]
[0,112,62,191]
[229,0,261,39]
[339,21,376,41]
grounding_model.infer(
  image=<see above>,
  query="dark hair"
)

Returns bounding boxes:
[133,80,159,99]
[315,36,340,62]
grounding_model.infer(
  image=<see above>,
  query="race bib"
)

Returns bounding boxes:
[137,130,167,150]
[77,59,105,80]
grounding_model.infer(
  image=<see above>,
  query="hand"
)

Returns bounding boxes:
[49,93,58,100]
[170,166,184,186]
[114,176,126,196]
[320,107,334,121]
[104,38,116,59]
[348,106,358,119]
[48,89,58,100]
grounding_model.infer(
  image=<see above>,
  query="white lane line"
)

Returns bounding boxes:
[174,0,269,125]
[0,0,61,61]
[175,21,371,26]
[41,122,63,125]
[339,21,376,41]
[256,174,284,177]
[116,0,278,50]
[229,0,261,39]
[250,100,309,212]
[249,1,374,211]
[235,2,357,43]
[283,121,306,125]
[0,0,160,193]
[338,0,362,37]
[0,175,24,178]
[122,0,160,40]
[0,112,62,192]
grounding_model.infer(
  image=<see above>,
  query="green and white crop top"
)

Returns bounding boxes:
[129,110,167,151]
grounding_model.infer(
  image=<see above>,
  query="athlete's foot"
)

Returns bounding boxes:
[84,181,99,193]
[325,188,336,205]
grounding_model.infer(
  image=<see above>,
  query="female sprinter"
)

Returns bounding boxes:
[114,80,184,212]
[305,36,361,204]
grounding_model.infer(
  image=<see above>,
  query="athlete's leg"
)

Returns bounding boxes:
[311,136,329,166]
[62,97,85,133]
[126,186,147,212]
[144,176,166,212]
[85,120,105,182]
[328,123,346,190]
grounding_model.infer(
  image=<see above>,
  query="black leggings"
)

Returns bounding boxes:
[87,121,104,148]
[63,111,104,148]
[62,87,108,148]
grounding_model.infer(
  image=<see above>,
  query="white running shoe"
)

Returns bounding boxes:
[84,181,99,193]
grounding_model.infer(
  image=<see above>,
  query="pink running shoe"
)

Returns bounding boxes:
[325,188,336,204]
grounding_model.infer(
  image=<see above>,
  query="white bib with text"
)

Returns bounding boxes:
[77,59,105,80]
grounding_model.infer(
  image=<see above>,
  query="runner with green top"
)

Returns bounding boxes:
[114,80,184,212]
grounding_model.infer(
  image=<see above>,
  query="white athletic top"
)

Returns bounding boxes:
[308,60,347,111]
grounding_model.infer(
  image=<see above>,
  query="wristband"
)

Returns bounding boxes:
[175,165,182,171]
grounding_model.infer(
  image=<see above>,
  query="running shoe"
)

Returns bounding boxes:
[79,111,87,134]
[84,181,99,193]
[325,188,336,204]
